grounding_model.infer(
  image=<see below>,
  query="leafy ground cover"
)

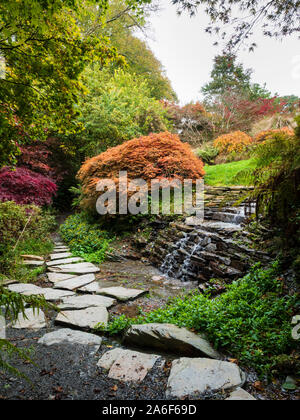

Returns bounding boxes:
[99,263,298,376]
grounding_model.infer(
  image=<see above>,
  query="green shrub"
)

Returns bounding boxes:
[0,202,56,281]
[100,263,297,376]
[60,213,113,264]
[196,145,219,164]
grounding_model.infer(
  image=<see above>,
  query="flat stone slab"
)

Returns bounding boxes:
[47,273,77,284]
[0,315,6,339]
[54,242,64,246]
[78,282,102,294]
[41,288,75,301]
[8,283,45,295]
[53,247,70,252]
[38,328,102,350]
[23,260,44,267]
[55,307,108,329]
[21,255,44,261]
[166,358,246,398]
[54,274,96,291]
[46,257,84,267]
[226,388,256,400]
[12,308,46,330]
[59,294,115,310]
[124,323,220,359]
[97,348,161,382]
[48,262,100,274]
[50,252,73,260]
[7,283,74,301]
[98,286,147,302]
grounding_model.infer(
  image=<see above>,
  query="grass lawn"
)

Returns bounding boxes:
[204,158,257,186]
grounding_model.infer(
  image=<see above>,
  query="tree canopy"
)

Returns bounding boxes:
[172,0,300,50]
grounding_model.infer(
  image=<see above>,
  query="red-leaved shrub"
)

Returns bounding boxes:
[0,167,57,206]
[77,131,205,212]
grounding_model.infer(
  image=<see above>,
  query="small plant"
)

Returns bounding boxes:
[254,127,294,143]
[196,145,219,164]
[98,263,297,376]
[60,213,113,264]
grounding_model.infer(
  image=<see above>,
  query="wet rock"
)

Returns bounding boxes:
[38,328,102,350]
[98,286,147,302]
[166,358,246,398]
[97,348,161,382]
[59,294,115,310]
[48,262,100,274]
[124,323,220,359]
[55,306,108,329]
[46,257,84,267]
[226,388,256,400]
[12,308,46,330]
[53,274,95,291]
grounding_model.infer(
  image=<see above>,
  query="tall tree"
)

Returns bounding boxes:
[172,0,300,50]
[0,0,118,167]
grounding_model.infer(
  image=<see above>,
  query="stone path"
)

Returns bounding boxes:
[1,237,257,400]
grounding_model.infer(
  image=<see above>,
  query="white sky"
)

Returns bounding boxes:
[141,0,300,104]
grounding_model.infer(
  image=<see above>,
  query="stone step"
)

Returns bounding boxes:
[97,286,147,302]
[53,274,96,291]
[48,262,100,274]
[97,348,162,382]
[50,252,73,260]
[59,294,116,310]
[38,328,102,351]
[55,306,108,329]
[46,257,84,267]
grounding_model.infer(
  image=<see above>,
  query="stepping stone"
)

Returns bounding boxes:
[40,288,75,302]
[23,260,44,267]
[38,328,102,351]
[166,358,246,398]
[55,307,108,329]
[98,286,147,302]
[46,257,84,267]
[48,262,100,274]
[50,252,73,260]
[53,274,96,291]
[124,323,220,359]
[54,242,64,246]
[47,273,77,284]
[59,294,115,310]
[21,255,44,261]
[53,247,70,252]
[78,282,102,294]
[7,283,74,301]
[97,348,161,382]
[12,308,46,330]
[225,388,256,400]
[0,314,6,339]
[8,283,45,295]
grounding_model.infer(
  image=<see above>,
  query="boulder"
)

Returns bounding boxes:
[166,358,246,398]
[124,323,220,359]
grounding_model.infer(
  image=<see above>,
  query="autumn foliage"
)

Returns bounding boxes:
[254,127,294,143]
[77,132,205,212]
[0,167,57,206]
[213,131,253,154]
